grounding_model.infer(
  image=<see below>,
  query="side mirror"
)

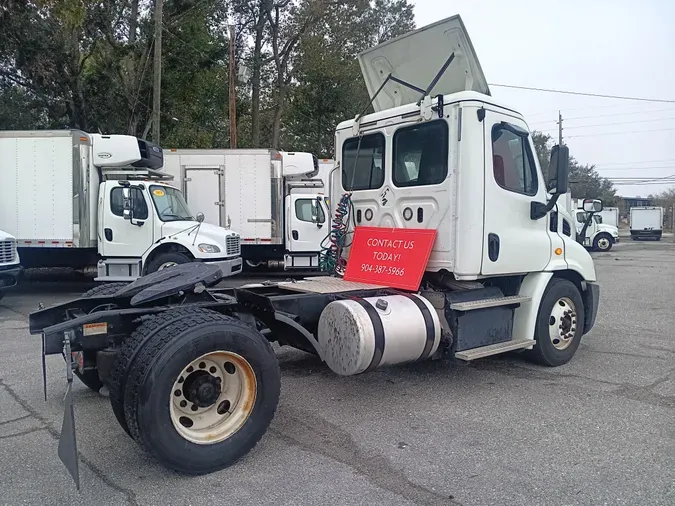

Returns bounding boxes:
[583,199,603,213]
[548,144,570,195]
[310,198,319,223]
[122,187,132,220]
[196,212,205,223]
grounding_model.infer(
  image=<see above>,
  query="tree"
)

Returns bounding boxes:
[531,131,617,205]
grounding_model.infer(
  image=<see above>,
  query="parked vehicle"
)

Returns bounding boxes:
[598,207,619,228]
[574,209,619,251]
[630,206,663,240]
[0,229,21,301]
[163,149,328,270]
[0,130,242,281]
[32,15,600,488]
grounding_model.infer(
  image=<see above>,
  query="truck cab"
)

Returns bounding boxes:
[0,229,21,301]
[91,135,242,281]
[574,209,619,251]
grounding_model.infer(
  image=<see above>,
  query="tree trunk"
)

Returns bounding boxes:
[250,5,267,147]
[271,83,286,149]
[129,0,139,43]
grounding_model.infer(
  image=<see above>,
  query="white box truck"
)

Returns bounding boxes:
[33,15,602,486]
[629,206,663,240]
[598,207,619,228]
[0,130,242,281]
[0,229,21,301]
[163,149,329,270]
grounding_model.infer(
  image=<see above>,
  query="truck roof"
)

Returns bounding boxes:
[335,90,526,133]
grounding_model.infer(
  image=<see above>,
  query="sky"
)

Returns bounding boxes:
[412,0,675,198]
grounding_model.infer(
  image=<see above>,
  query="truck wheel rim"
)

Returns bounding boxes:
[169,351,257,444]
[158,262,178,270]
[548,297,577,351]
[598,238,610,250]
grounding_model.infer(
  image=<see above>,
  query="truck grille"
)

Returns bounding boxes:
[226,235,241,256]
[0,239,17,264]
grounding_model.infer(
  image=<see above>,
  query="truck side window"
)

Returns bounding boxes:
[491,124,537,196]
[342,133,385,191]
[110,188,149,220]
[576,211,587,224]
[393,120,448,187]
[295,199,326,224]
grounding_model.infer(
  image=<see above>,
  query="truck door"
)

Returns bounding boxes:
[481,112,552,275]
[286,194,327,253]
[184,167,222,226]
[99,184,154,258]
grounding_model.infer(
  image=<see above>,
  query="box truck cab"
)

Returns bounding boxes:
[574,209,619,251]
[0,229,21,301]
[162,149,328,270]
[0,131,242,281]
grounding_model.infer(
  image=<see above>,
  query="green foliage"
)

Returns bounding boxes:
[531,130,617,206]
[0,0,416,153]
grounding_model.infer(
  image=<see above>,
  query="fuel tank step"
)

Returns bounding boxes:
[454,339,535,361]
[449,295,531,311]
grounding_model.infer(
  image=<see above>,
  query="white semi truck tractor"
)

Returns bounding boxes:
[31,15,600,488]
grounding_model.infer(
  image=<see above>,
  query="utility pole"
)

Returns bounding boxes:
[152,0,163,144]
[228,24,238,149]
[557,110,563,146]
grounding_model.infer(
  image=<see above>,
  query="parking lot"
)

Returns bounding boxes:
[1,240,674,506]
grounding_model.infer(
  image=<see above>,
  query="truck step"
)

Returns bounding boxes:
[455,339,535,361]
[449,295,531,311]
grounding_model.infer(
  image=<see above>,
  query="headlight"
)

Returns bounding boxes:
[198,243,221,253]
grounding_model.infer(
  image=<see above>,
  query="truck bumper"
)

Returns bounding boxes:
[0,264,22,291]
[583,282,600,335]
[205,256,243,277]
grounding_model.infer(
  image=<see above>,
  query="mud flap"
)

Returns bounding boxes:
[58,331,80,490]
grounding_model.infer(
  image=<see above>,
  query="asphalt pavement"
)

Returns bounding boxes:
[1,241,674,506]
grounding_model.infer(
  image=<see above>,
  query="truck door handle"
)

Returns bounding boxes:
[292,230,299,240]
[488,233,500,261]
[104,228,113,241]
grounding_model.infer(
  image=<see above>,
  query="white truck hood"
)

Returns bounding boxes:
[0,229,16,241]
[358,15,490,112]
[599,224,619,237]
[161,221,238,244]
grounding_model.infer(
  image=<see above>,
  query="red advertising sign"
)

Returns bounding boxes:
[343,226,437,291]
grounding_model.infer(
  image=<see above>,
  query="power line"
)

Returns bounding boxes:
[596,166,675,172]
[594,158,675,167]
[566,127,675,139]
[490,83,675,104]
[531,115,675,130]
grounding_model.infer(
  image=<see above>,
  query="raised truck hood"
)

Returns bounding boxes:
[357,15,490,112]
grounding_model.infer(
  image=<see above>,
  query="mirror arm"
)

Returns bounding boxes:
[578,212,596,245]
[531,193,561,220]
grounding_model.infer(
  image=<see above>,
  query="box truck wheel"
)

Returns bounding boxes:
[67,282,129,393]
[145,252,192,273]
[593,233,613,252]
[530,278,585,367]
[121,308,280,474]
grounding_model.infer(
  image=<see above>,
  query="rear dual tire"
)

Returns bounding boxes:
[111,308,280,474]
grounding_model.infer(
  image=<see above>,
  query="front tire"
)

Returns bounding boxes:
[145,252,192,274]
[593,233,613,252]
[122,308,280,474]
[530,278,585,367]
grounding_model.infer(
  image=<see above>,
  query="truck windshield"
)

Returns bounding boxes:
[149,185,194,222]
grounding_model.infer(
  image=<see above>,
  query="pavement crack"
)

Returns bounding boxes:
[0,413,32,426]
[611,370,675,409]
[0,426,46,439]
[0,379,139,506]
[581,347,664,360]
[272,405,460,506]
